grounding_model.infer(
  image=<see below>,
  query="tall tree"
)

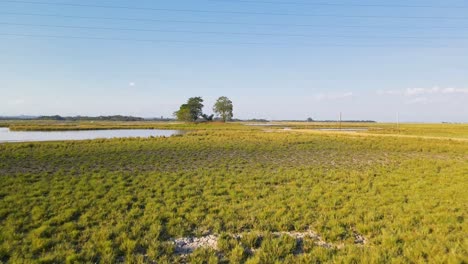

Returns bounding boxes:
[174,105,191,122]
[213,96,234,122]
[174,97,204,122]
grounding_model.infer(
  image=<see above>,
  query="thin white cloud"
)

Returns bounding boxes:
[8,99,25,105]
[129,82,136,87]
[406,97,430,105]
[377,89,401,95]
[405,88,427,96]
[439,87,468,94]
[378,86,468,97]
[314,92,353,101]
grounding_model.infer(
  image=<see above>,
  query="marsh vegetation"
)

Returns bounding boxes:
[0,122,466,263]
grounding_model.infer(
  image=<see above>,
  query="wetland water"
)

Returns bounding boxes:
[0,127,185,143]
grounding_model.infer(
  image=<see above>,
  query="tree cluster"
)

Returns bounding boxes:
[174,96,234,122]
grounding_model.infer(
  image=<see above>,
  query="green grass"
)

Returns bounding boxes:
[0,126,467,263]
[3,120,468,139]
[274,122,468,139]
[3,120,256,132]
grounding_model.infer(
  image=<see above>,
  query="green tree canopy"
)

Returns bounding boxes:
[213,96,234,122]
[174,97,204,122]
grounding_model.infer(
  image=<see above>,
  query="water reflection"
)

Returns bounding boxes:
[0,128,185,143]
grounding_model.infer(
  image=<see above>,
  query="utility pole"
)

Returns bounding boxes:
[339,112,342,130]
[397,112,400,134]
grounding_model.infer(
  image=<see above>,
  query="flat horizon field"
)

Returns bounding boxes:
[0,122,466,263]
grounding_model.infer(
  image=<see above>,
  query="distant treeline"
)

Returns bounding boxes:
[0,115,149,121]
[231,118,269,123]
[0,115,375,123]
[35,115,147,121]
[271,119,376,123]
[0,116,36,120]
[305,120,376,123]
[0,115,271,122]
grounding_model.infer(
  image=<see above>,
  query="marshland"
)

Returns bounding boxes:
[0,121,466,263]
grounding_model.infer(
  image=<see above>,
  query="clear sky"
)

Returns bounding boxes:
[1,0,467,122]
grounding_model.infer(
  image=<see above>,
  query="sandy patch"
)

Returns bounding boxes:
[170,229,367,255]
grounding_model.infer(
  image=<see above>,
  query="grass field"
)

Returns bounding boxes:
[0,122,467,263]
[3,120,468,139]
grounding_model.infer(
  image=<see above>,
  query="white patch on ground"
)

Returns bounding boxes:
[170,230,367,255]
[172,235,218,254]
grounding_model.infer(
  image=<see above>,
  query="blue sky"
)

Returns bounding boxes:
[1,0,467,122]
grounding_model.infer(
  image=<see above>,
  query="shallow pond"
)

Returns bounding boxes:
[0,127,185,143]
